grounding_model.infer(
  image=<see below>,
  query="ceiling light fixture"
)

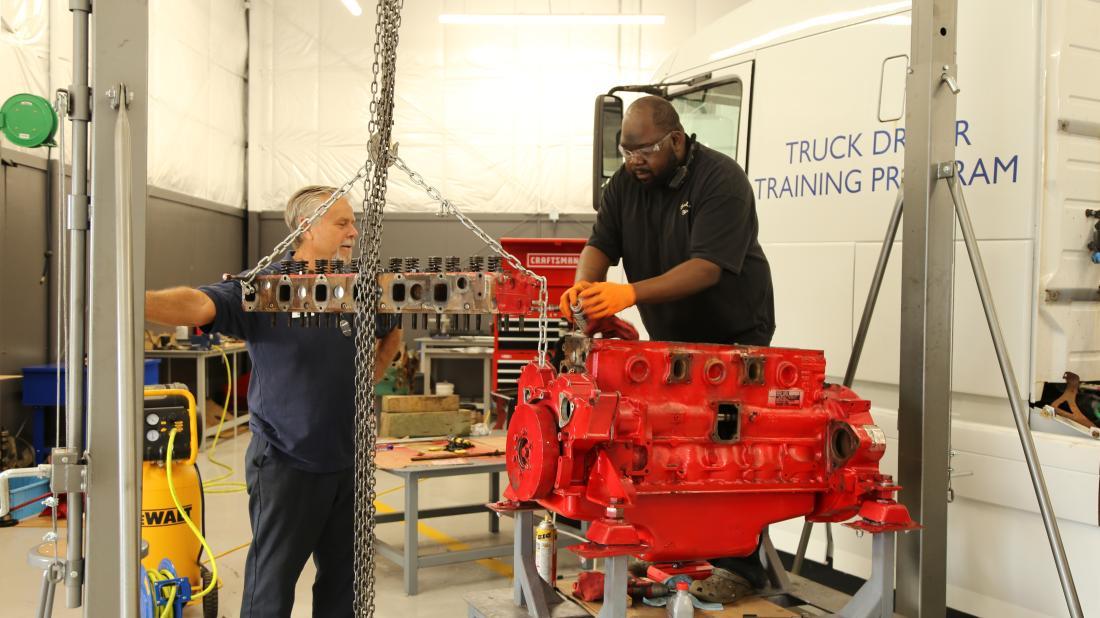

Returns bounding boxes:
[439,14,666,26]
[341,0,363,17]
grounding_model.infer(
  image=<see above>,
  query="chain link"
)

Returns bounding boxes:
[392,156,551,366]
[352,1,403,615]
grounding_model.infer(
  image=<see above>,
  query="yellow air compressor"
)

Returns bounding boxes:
[140,386,217,618]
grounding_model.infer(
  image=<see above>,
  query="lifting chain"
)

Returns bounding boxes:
[352,0,403,615]
[233,1,547,612]
[392,155,551,366]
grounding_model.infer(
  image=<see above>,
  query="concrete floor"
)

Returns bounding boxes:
[0,430,579,617]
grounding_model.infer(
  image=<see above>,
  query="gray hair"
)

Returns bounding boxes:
[285,185,338,247]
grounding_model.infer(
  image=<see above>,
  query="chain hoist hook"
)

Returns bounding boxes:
[368,133,399,168]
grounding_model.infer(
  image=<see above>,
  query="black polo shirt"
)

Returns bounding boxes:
[588,143,775,345]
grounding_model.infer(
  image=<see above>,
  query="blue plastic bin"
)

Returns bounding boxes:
[8,476,49,521]
[21,359,162,407]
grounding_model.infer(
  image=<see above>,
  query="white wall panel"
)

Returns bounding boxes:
[0,0,50,157]
[850,240,903,386]
[952,240,1034,399]
[851,239,1034,401]
[248,0,738,213]
[0,0,247,206]
[763,242,854,376]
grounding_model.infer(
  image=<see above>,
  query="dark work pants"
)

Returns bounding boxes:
[240,434,354,617]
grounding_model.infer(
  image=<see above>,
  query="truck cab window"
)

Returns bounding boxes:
[671,81,742,160]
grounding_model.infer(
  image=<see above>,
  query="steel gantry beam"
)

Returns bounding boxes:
[896,0,958,615]
[83,0,149,615]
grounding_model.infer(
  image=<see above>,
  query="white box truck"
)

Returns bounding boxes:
[592,2,1099,617]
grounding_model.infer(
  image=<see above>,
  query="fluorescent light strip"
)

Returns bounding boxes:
[439,14,665,26]
[341,0,363,17]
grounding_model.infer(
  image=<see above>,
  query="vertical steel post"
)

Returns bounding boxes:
[63,0,91,609]
[896,0,958,615]
[84,1,148,615]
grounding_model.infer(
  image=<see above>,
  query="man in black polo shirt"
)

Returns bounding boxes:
[562,95,774,346]
[561,96,775,590]
[146,186,402,617]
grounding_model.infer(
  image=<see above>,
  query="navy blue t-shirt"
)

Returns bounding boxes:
[199,260,397,473]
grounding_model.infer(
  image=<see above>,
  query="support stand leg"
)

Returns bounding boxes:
[489,473,500,534]
[947,177,1082,617]
[36,567,57,618]
[513,510,552,618]
[403,472,420,595]
[837,533,895,618]
[792,519,813,575]
[596,554,628,618]
[760,531,790,593]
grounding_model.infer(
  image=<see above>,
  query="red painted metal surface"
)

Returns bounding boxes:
[502,336,915,562]
[492,239,587,422]
[499,237,588,303]
[492,270,543,316]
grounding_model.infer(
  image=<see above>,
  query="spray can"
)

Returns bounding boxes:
[534,515,558,584]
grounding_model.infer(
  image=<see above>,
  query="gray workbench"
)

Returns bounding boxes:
[145,342,248,447]
[375,457,510,595]
[416,335,494,411]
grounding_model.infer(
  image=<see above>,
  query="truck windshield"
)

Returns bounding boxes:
[670,80,742,160]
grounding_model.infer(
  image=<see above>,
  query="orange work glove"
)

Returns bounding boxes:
[559,281,593,321]
[578,281,637,320]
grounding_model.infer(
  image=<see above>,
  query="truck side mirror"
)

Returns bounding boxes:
[592,94,623,211]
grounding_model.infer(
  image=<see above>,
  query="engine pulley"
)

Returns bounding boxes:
[505,403,559,501]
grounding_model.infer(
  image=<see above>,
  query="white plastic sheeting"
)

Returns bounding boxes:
[248,0,734,213]
[0,0,50,149]
[148,0,248,207]
[0,0,247,208]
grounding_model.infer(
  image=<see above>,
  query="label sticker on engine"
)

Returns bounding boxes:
[768,389,803,407]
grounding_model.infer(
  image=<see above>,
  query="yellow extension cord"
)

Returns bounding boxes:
[202,345,247,495]
[144,567,178,618]
[166,428,218,602]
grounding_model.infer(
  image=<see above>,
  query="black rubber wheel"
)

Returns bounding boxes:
[200,565,218,618]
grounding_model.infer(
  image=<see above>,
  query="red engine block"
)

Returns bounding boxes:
[503,336,912,562]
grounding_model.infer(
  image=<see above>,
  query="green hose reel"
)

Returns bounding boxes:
[0,93,58,148]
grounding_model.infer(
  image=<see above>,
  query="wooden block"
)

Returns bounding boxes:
[382,394,460,413]
[379,410,472,438]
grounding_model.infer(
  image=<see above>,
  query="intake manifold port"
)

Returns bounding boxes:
[711,402,741,443]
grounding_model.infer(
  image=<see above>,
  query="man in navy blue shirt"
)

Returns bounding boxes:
[146,185,402,617]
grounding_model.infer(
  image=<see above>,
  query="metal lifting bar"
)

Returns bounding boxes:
[64,0,91,609]
[84,0,149,615]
